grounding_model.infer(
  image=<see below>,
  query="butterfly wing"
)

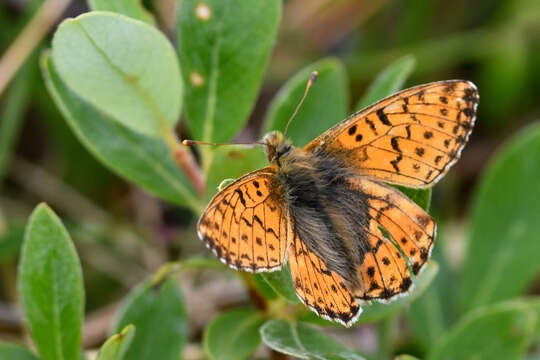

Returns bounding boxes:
[305,80,478,188]
[288,223,361,326]
[198,167,290,272]
[346,176,435,301]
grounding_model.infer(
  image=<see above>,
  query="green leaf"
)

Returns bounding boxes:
[408,227,456,349]
[0,58,34,190]
[395,356,420,360]
[260,263,298,303]
[204,308,265,360]
[0,223,25,264]
[301,261,438,326]
[0,343,39,360]
[52,12,182,137]
[428,302,536,360]
[264,58,349,147]
[178,0,281,143]
[260,320,365,359]
[42,52,201,211]
[355,55,416,110]
[19,203,84,360]
[461,122,540,312]
[205,146,267,202]
[88,0,155,25]
[96,325,136,360]
[395,185,431,211]
[111,277,188,360]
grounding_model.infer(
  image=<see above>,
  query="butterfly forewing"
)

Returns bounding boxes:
[198,167,289,272]
[306,80,478,188]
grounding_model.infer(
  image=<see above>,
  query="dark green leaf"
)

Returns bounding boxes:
[0,223,25,264]
[178,0,281,143]
[96,325,136,360]
[204,308,265,360]
[111,277,188,360]
[88,0,155,24]
[42,52,201,211]
[52,12,182,137]
[355,55,416,110]
[264,58,349,147]
[428,302,536,360]
[301,262,438,326]
[260,263,298,303]
[395,185,431,211]
[260,320,365,359]
[0,343,39,360]
[461,123,540,312]
[0,58,34,190]
[19,204,84,360]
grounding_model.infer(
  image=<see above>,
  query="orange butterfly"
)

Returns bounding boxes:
[192,77,478,326]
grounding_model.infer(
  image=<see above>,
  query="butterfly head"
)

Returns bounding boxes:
[263,131,292,165]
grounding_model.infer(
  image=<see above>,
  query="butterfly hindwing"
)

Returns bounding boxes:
[198,167,289,272]
[306,80,478,188]
[288,224,361,326]
[345,176,435,300]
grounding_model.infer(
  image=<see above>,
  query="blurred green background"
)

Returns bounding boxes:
[0,0,539,358]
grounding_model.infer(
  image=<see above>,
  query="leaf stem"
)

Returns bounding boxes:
[0,0,72,96]
[162,126,205,199]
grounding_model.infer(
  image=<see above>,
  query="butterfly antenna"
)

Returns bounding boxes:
[182,139,266,147]
[283,71,318,137]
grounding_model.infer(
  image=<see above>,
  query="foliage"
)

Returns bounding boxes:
[1,0,540,359]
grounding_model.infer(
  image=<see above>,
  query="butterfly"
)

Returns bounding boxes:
[194,78,478,326]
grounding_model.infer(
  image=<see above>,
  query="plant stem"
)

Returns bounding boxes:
[0,0,72,96]
[162,127,205,199]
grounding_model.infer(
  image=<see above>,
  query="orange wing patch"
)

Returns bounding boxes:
[347,177,435,300]
[198,167,289,272]
[288,226,361,326]
[306,80,478,188]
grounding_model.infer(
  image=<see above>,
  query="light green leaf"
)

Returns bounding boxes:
[205,146,267,202]
[178,0,281,143]
[111,277,188,360]
[0,343,39,360]
[408,227,456,349]
[395,356,420,360]
[260,320,365,360]
[264,58,349,147]
[260,263,298,304]
[428,302,536,360]
[88,0,155,24]
[461,122,540,312]
[42,52,201,211]
[52,12,182,137]
[19,203,84,360]
[355,55,416,110]
[300,262,438,326]
[204,308,265,360]
[96,325,136,360]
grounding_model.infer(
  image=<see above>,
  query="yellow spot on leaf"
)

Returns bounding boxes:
[195,2,212,21]
[190,71,205,87]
